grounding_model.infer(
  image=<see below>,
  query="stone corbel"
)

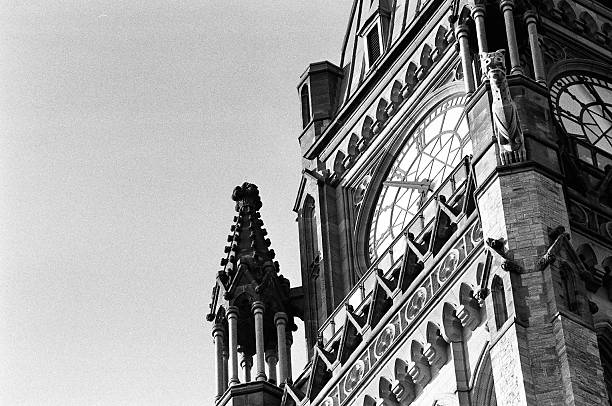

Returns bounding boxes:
[392,359,416,404]
[423,336,448,369]
[457,302,482,330]
[407,360,431,386]
[486,237,523,274]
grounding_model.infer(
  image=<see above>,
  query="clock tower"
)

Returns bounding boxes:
[288,0,612,405]
[207,1,612,405]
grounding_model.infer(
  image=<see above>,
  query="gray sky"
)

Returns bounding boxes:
[0,2,349,405]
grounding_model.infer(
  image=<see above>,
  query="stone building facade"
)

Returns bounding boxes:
[207,0,612,405]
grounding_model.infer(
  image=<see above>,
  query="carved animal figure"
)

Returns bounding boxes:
[480,50,526,165]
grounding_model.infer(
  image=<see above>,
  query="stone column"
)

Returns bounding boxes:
[455,24,475,94]
[500,0,523,74]
[213,323,225,400]
[227,306,240,386]
[265,349,278,384]
[222,345,229,392]
[252,301,267,382]
[472,5,488,53]
[274,312,289,386]
[524,11,546,84]
[240,352,253,382]
[286,333,293,383]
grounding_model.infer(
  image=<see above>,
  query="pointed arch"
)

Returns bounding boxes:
[560,261,578,312]
[300,84,311,128]
[491,275,508,330]
[300,194,322,350]
[576,243,598,269]
[596,323,612,404]
[352,83,467,274]
[472,350,497,405]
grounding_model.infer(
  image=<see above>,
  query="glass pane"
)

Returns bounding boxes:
[551,74,612,155]
[348,289,362,309]
[577,143,593,165]
[596,152,612,170]
[363,271,376,294]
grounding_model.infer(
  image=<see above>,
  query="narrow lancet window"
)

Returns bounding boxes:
[301,85,311,128]
[491,275,508,330]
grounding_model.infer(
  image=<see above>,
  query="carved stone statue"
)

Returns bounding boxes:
[480,50,526,165]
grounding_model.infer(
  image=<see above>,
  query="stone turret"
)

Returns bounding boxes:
[206,183,302,406]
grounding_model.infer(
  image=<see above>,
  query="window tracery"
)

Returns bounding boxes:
[550,73,612,155]
[368,96,472,260]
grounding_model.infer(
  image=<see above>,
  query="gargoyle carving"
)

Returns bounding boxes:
[480,50,526,165]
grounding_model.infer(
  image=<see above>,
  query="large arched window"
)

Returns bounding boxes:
[549,69,612,156]
[368,95,472,260]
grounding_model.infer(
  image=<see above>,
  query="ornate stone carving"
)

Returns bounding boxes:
[475,287,489,306]
[392,359,415,405]
[480,50,526,165]
[501,259,523,274]
[457,303,480,330]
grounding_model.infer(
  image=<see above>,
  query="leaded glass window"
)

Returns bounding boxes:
[550,73,612,154]
[368,96,472,260]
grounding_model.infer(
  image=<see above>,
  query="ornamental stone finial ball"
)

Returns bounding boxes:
[232,182,263,212]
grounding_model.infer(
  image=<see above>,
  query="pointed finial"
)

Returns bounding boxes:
[232,182,263,213]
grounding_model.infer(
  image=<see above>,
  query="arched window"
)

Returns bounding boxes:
[491,275,508,330]
[366,26,381,66]
[303,195,323,327]
[472,351,497,405]
[301,85,311,128]
[560,263,578,312]
[368,95,471,260]
[596,324,612,405]
[549,71,612,156]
